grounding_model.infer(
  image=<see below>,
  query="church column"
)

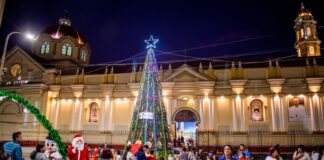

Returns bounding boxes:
[131,98,137,119]
[70,85,84,131]
[49,85,61,129]
[267,79,286,132]
[102,97,112,131]
[209,96,214,129]
[77,98,83,131]
[104,98,111,130]
[240,95,246,131]
[108,98,114,130]
[71,98,79,131]
[100,84,115,131]
[306,78,323,131]
[270,96,277,131]
[309,94,316,131]
[53,98,60,129]
[278,96,285,131]
[100,98,107,131]
[48,99,55,122]
[230,79,247,132]
[232,95,238,131]
[318,95,324,131]
[199,96,205,130]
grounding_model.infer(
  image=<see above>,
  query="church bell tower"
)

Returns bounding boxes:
[294,3,321,57]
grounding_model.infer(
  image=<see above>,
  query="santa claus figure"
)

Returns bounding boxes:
[44,136,63,160]
[68,134,90,160]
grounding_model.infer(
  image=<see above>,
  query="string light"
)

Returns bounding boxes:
[126,36,169,158]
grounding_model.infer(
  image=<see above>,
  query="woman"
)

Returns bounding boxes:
[218,145,236,160]
[34,144,46,160]
[311,146,320,160]
[265,148,282,160]
[126,146,135,160]
[92,148,99,160]
[293,145,311,160]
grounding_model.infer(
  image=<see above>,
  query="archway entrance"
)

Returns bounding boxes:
[0,90,67,159]
[172,107,200,148]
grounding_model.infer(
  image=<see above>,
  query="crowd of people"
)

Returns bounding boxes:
[173,136,194,150]
[1,131,324,160]
[174,144,324,160]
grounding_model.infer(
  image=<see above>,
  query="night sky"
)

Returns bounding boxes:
[0,0,323,65]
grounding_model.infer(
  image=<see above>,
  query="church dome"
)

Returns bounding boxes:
[296,3,314,20]
[40,17,87,45]
[33,17,91,68]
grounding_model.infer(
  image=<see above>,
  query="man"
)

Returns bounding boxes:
[67,134,90,160]
[289,97,307,121]
[3,131,24,160]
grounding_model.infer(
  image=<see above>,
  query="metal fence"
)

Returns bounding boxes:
[197,130,324,149]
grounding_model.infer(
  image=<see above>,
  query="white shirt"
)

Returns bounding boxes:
[126,152,135,160]
[265,156,283,160]
[293,151,311,160]
[145,141,152,148]
[311,152,319,160]
[116,155,121,160]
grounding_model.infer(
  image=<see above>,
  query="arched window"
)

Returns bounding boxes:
[300,29,304,38]
[309,46,315,55]
[81,49,87,62]
[250,99,264,121]
[61,43,72,56]
[306,27,311,37]
[40,42,50,54]
[89,102,99,123]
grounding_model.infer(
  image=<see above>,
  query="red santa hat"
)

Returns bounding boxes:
[72,134,84,147]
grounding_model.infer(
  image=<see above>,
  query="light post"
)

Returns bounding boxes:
[0,31,36,84]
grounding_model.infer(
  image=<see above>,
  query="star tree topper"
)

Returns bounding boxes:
[145,35,159,49]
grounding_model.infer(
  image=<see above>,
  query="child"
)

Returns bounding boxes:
[92,148,99,160]
[115,150,121,160]
[238,152,248,160]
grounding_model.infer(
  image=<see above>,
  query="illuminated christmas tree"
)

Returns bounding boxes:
[126,35,169,156]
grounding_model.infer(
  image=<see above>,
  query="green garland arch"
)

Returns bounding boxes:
[0,89,67,160]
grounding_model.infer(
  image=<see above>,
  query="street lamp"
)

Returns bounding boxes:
[0,31,36,84]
